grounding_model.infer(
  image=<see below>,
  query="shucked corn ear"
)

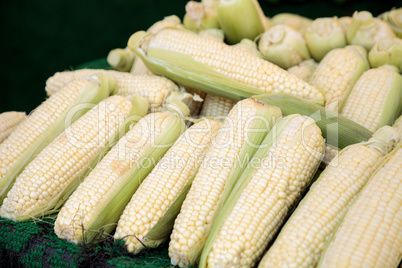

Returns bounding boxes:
[346,10,395,50]
[217,0,268,44]
[253,93,373,149]
[0,75,112,204]
[379,7,402,38]
[0,95,148,221]
[258,126,400,268]
[257,25,311,69]
[55,107,186,244]
[368,37,402,72]
[200,114,325,268]
[304,17,347,61]
[134,28,325,105]
[0,112,27,144]
[169,98,282,267]
[199,94,236,122]
[341,65,402,132]
[45,69,179,111]
[310,45,369,112]
[114,119,221,253]
[318,142,402,268]
[287,59,318,82]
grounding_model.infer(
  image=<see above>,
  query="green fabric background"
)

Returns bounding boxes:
[0,0,400,114]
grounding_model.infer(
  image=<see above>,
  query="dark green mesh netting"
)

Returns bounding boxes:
[0,217,173,267]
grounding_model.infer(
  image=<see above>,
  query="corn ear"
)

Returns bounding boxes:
[338,16,352,32]
[271,13,312,34]
[253,93,373,149]
[217,0,268,44]
[199,94,236,122]
[107,48,135,72]
[134,28,325,104]
[0,95,147,221]
[168,99,282,267]
[147,15,184,34]
[347,10,395,50]
[0,112,27,144]
[317,142,402,268]
[0,75,113,204]
[393,114,402,134]
[258,126,399,268]
[114,119,221,253]
[287,59,318,82]
[341,65,402,132]
[200,115,324,268]
[54,108,185,244]
[310,45,369,112]
[232,38,264,58]
[258,25,311,69]
[368,37,402,72]
[379,7,402,38]
[183,1,219,32]
[304,17,347,61]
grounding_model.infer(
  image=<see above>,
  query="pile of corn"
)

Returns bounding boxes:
[1,1,401,267]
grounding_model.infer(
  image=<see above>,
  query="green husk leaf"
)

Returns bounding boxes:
[75,113,186,243]
[0,74,112,204]
[135,46,264,101]
[218,0,267,44]
[199,115,297,268]
[145,170,198,241]
[377,66,402,129]
[252,93,373,149]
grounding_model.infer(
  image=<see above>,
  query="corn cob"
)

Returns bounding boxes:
[135,28,325,105]
[0,95,148,221]
[54,107,186,244]
[183,1,219,32]
[347,10,395,50]
[0,76,112,204]
[114,119,221,253]
[198,28,225,41]
[258,25,311,69]
[45,69,179,111]
[393,114,402,134]
[341,65,402,132]
[217,0,268,44]
[253,93,373,149]
[107,48,135,72]
[169,98,282,267]
[321,144,340,167]
[199,94,236,122]
[271,13,312,34]
[368,37,402,72]
[379,7,402,38]
[0,112,27,144]
[200,114,325,268]
[318,142,402,268]
[304,17,347,61]
[310,45,369,112]
[258,126,399,268]
[287,59,318,82]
